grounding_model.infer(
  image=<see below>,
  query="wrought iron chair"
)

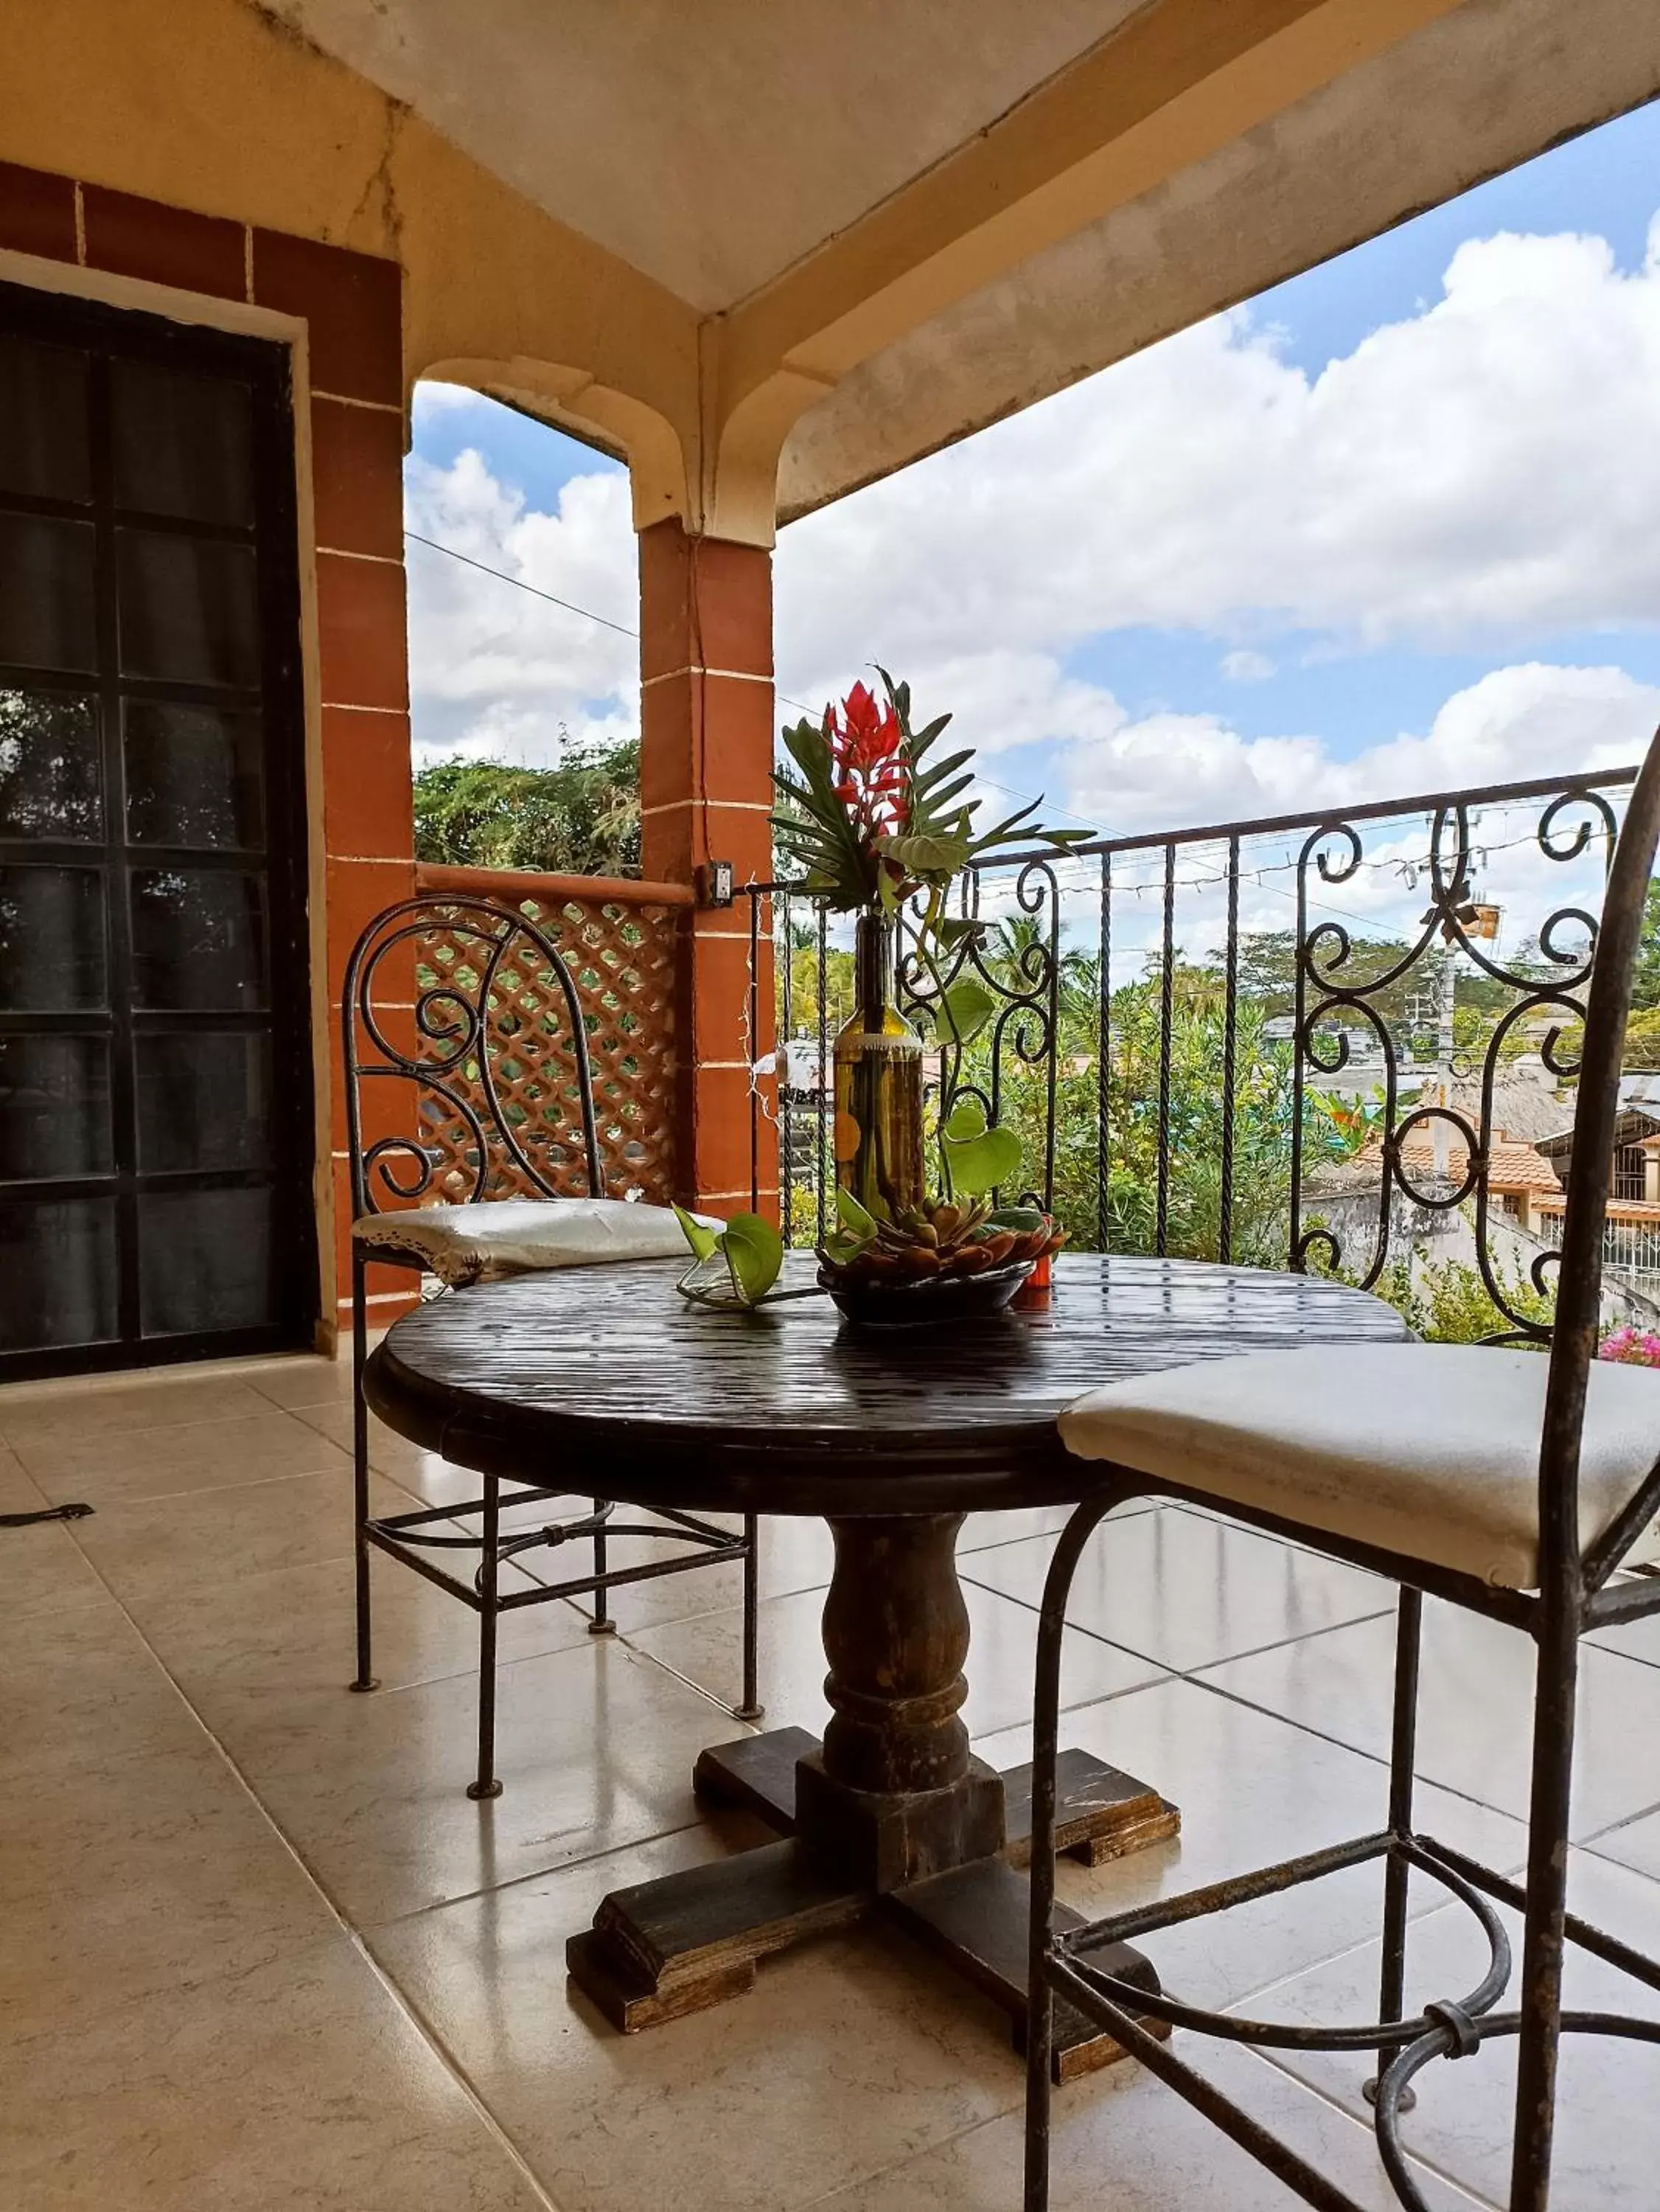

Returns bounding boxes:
[1025,729,1660,2212]
[342,893,761,1799]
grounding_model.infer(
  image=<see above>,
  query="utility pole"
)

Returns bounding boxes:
[1419,883,1500,1185]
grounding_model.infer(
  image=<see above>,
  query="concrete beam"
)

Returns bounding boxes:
[778,0,1660,521]
[706,0,1466,541]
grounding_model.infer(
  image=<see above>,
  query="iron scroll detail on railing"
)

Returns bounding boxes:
[1288,786,1616,1340]
[894,857,1064,1215]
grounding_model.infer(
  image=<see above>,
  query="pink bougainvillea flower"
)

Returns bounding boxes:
[1599,1326,1660,1366]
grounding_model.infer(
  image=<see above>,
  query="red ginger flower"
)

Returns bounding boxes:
[831,681,903,774]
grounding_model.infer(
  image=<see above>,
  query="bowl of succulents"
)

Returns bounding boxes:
[817,1186,1067,1327]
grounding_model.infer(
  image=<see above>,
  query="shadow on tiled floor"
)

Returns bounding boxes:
[2,1350,1658,2209]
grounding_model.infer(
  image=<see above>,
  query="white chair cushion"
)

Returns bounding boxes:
[352,1197,716,1289]
[1059,1343,1660,1592]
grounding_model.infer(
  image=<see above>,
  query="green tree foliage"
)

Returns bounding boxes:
[944,950,1344,1267]
[412,740,641,877]
[1626,879,1660,1011]
[1236,927,1502,1037]
[781,925,855,1040]
[1367,1248,1555,1344]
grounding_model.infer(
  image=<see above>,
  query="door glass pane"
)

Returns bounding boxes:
[0,335,90,502]
[0,865,105,1009]
[0,688,101,841]
[117,531,259,687]
[0,513,97,672]
[129,866,265,1009]
[0,1034,112,1179]
[136,1032,271,1172]
[0,1199,117,1351]
[139,1185,274,1337]
[125,701,263,849]
[111,358,254,526]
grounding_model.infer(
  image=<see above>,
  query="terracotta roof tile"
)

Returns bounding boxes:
[1389,1128,1560,1192]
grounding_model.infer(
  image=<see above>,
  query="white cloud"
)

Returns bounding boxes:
[1062,660,1655,839]
[403,213,1660,866]
[775,215,1660,704]
[1040,661,1653,973]
[1221,649,1276,683]
[412,380,489,416]
[403,448,638,765]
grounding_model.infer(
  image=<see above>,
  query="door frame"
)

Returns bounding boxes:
[0,250,331,1377]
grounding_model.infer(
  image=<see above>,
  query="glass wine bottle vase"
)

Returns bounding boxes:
[832,911,926,1221]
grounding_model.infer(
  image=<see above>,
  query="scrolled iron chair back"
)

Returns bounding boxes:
[341,894,605,1221]
[1541,727,1660,1593]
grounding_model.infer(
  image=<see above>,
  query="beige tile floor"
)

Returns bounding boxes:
[3,1352,1659,2210]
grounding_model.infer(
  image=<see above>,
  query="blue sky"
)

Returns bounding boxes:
[404,96,1660,931]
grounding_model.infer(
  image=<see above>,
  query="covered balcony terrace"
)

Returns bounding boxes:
[5,5,1660,2209]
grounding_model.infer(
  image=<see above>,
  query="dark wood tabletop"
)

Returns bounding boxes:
[365,1250,1410,1517]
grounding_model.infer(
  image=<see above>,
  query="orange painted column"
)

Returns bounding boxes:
[638,518,780,1220]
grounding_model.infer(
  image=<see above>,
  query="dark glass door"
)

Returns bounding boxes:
[0,281,315,1377]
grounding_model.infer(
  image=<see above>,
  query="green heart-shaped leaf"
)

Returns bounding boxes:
[722,1214,784,1306]
[672,1203,719,1263]
[938,979,997,1047]
[941,1113,1022,1198]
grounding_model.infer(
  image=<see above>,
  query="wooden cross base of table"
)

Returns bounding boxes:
[568,1727,1176,2080]
[566,1512,1179,2081]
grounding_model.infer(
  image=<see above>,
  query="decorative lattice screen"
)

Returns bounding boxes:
[413,874,685,1207]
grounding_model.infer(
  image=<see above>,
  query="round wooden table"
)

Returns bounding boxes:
[367,1250,1408,2073]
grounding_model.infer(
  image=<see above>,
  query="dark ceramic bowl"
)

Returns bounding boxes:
[817,1257,1035,1329]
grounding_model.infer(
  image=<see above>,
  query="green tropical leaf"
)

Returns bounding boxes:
[672,1203,719,1262]
[940,1098,1022,1197]
[914,772,975,815]
[942,1119,1022,1198]
[885,830,972,877]
[836,1188,878,1244]
[913,748,973,793]
[821,1187,879,1266]
[722,1214,784,1305]
[938,978,997,1046]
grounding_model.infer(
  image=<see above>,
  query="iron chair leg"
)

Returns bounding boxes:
[734,1512,764,1721]
[349,1251,379,1694]
[1370,1587,1423,2103]
[588,1496,616,1636]
[469,1470,504,1801]
[1509,1602,1580,2212]
[1025,1495,1115,2212]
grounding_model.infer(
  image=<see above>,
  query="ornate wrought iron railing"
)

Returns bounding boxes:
[744,760,1644,1339]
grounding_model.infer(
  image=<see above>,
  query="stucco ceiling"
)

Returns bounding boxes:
[265,0,1145,311]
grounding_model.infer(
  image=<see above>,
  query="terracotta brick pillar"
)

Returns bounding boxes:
[638,519,779,1220]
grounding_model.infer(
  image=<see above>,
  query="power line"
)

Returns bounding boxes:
[403,524,1115,837]
[405,529,639,641]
